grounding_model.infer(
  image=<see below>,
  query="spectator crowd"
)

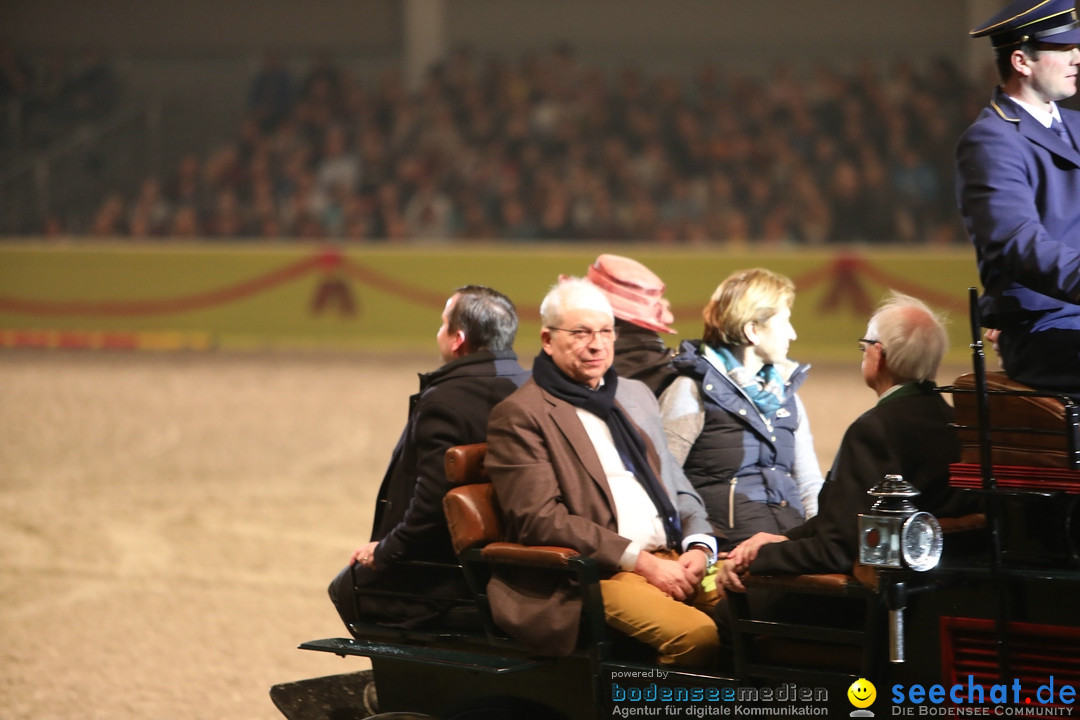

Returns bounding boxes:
[83,46,991,244]
[1,43,120,152]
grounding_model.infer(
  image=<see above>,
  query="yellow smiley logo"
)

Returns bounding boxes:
[847,677,876,709]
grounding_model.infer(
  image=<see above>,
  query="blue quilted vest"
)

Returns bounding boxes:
[672,340,809,518]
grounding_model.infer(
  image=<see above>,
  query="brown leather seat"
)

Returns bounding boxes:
[441,443,608,656]
[445,442,489,486]
[951,371,1076,468]
[443,443,578,567]
[443,443,501,556]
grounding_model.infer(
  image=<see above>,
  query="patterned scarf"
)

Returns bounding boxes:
[531,351,682,548]
[707,345,787,419]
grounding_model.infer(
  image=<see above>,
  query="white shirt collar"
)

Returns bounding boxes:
[878,384,905,401]
[1007,95,1063,128]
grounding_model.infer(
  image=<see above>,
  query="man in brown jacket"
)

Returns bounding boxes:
[485,278,720,668]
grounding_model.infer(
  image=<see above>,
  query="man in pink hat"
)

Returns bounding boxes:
[585,254,679,396]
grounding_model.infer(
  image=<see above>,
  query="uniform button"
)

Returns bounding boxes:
[705,384,713,391]
[738,409,747,416]
[780,500,788,507]
[771,436,777,442]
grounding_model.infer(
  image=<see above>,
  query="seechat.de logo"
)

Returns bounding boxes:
[891,675,1076,714]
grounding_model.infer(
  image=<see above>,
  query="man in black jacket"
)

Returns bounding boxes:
[718,292,978,591]
[328,285,529,632]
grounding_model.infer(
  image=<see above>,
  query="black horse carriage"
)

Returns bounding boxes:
[271,289,1080,719]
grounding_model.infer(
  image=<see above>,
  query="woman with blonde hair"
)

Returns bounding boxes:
[659,268,823,547]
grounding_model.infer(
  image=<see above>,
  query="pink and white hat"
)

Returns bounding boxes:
[584,254,676,334]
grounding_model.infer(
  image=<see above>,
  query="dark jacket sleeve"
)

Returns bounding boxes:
[373,390,476,567]
[749,412,891,575]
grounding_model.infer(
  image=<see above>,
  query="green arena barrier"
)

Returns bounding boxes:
[0,242,981,362]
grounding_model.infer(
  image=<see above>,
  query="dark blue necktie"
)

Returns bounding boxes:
[1051,117,1074,149]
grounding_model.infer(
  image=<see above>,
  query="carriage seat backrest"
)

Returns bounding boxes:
[951,371,1074,469]
[443,443,503,556]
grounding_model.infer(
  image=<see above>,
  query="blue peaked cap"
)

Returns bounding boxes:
[971,0,1080,48]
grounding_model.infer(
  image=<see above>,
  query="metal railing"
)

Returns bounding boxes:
[0,98,162,235]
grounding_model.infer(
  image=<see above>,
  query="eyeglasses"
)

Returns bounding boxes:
[858,337,883,353]
[548,326,619,345]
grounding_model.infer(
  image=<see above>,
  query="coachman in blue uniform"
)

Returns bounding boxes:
[956,0,1080,394]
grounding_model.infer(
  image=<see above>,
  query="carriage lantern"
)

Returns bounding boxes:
[859,474,943,572]
[858,474,944,663]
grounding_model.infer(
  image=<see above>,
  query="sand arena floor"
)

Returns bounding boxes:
[0,350,968,720]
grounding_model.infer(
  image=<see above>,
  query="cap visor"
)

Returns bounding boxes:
[1039,26,1080,45]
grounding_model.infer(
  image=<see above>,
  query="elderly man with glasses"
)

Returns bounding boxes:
[483,277,722,669]
[717,292,979,593]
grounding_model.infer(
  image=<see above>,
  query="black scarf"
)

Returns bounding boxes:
[532,351,682,548]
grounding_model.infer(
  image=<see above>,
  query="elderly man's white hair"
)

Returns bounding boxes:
[540,277,614,328]
[868,291,949,383]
